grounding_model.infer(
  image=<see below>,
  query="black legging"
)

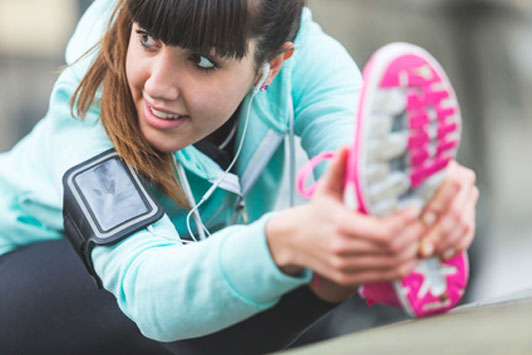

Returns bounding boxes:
[0,239,337,355]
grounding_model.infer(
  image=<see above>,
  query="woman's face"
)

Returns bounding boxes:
[126,22,258,153]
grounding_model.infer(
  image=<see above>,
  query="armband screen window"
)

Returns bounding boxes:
[75,158,150,232]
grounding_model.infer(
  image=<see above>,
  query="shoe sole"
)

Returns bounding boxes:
[346,43,469,317]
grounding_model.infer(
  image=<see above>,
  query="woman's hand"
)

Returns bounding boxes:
[418,161,479,260]
[266,147,424,289]
[308,274,359,303]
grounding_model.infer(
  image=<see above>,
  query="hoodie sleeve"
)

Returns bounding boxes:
[91,212,311,342]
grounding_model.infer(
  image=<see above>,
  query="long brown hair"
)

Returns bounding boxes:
[72,0,305,206]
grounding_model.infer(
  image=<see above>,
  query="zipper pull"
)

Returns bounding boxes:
[236,198,249,224]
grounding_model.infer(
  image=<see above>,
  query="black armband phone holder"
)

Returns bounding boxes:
[63,149,164,288]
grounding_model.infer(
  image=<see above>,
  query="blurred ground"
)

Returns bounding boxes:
[282,289,532,354]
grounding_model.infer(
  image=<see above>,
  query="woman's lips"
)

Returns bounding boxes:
[150,106,183,120]
[142,101,189,130]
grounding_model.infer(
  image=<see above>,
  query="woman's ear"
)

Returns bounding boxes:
[263,42,295,86]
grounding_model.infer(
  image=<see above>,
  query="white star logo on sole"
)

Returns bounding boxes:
[415,257,457,299]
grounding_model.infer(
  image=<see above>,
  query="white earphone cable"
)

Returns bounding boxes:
[182,63,271,240]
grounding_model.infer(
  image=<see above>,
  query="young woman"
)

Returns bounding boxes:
[0,0,478,353]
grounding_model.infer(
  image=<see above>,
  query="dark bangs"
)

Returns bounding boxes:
[127,0,250,58]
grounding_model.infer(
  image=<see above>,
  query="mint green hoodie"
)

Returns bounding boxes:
[0,0,361,342]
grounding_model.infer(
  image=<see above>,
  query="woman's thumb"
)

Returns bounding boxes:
[316,146,349,198]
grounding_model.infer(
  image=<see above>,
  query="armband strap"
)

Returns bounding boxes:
[62,149,164,288]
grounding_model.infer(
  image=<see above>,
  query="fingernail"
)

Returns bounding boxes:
[443,248,455,260]
[421,242,434,258]
[423,212,437,227]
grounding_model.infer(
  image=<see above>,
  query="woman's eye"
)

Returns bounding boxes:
[192,54,218,72]
[136,30,158,49]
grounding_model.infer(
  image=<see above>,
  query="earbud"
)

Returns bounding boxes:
[253,62,270,94]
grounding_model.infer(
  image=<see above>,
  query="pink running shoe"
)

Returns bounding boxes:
[297,42,469,317]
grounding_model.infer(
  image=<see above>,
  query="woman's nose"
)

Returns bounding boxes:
[144,49,180,102]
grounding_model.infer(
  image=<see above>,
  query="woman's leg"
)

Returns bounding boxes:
[0,238,337,355]
[0,238,171,355]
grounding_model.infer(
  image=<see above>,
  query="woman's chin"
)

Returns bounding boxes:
[149,140,185,153]
[143,134,185,153]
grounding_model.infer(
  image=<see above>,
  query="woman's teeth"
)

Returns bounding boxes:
[150,107,182,120]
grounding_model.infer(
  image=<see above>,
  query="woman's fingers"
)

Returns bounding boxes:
[358,259,420,283]
[324,259,420,285]
[433,170,478,256]
[332,220,423,258]
[418,181,459,256]
[436,186,478,258]
[387,217,424,255]
[419,162,478,258]
[308,212,424,285]
[338,206,422,247]
[421,179,460,228]
[315,146,350,198]
[326,243,420,274]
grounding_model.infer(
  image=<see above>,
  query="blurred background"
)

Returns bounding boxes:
[1,0,531,345]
